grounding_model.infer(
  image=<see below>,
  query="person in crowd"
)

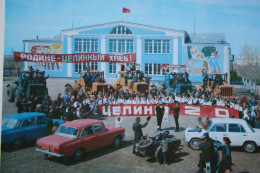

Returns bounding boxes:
[132,117,150,154]
[219,137,232,173]
[160,135,169,166]
[115,114,123,128]
[94,105,99,120]
[156,103,165,131]
[52,121,59,134]
[198,133,217,173]
[170,102,180,132]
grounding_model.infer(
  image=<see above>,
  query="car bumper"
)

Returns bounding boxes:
[36,148,64,157]
[183,136,188,143]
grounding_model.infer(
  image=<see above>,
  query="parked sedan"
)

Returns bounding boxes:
[1,112,64,148]
[35,119,125,162]
[184,118,260,153]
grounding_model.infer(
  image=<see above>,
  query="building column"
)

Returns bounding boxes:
[224,46,231,84]
[24,42,29,70]
[67,35,72,77]
[101,36,106,78]
[173,37,179,72]
[136,36,142,65]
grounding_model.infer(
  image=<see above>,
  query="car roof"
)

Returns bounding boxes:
[5,112,46,120]
[211,118,246,124]
[61,119,103,129]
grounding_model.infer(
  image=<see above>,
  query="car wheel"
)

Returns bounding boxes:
[243,142,256,153]
[112,136,122,148]
[73,149,84,161]
[189,138,201,150]
[12,138,24,148]
[138,138,153,150]
[7,86,14,102]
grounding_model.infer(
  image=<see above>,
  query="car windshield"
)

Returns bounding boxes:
[55,126,78,139]
[247,122,255,133]
[205,121,213,131]
[2,117,19,128]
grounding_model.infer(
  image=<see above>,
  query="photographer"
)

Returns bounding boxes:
[132,116,151,154]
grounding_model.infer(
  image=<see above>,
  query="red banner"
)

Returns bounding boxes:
[14,52,136,63]
[98,104,239,118]
[161,65,186,70]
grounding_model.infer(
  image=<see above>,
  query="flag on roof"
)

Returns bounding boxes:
[123,7,130,13]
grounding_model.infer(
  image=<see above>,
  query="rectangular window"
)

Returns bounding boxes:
[109,39,133,53]
[109,63,116,73]
[228,124,245,133]
[74,38,99,73]
[144,63,169,75]
[144,39,170,54]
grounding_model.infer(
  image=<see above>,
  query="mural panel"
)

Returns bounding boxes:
[28,43,63,71]
[184,45,223,75]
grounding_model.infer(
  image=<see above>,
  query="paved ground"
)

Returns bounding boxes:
[1,77,260,173]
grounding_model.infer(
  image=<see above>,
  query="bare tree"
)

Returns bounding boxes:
[234,42,260,82]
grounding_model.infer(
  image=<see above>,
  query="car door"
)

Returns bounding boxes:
[20,117,39,141]
[227,123,247,146]
[79,125,97,152]
[35,116,47,137]
[93,123,109,149]
[208,123,227,143]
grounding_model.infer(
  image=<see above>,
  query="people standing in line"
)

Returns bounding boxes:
[132,117,150,154]
[156,103,164,131]
[219,137,232,173]
[170,102,180,132]
[160,135,169,166]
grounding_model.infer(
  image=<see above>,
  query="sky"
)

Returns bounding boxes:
[4,0,260,58]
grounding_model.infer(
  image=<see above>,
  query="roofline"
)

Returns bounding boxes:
[61,21,186,34]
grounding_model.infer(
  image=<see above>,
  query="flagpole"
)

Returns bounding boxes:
[122,7,124,21]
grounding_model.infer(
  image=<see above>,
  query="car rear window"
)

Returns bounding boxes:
[228,124,245,133]
[55,126,79,139]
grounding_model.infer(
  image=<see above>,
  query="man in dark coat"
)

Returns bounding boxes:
[198,133,216,173]
[170,102,180,132]
[156,103,164,131]
[132,117,149,154]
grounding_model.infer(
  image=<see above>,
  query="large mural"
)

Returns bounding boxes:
[28,43,63,71]
[185,46,223,75]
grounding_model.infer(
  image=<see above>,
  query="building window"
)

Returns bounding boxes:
[109,63,116,73]
[144,39,170,54]
[74,38,98,73]
[144,63,169,75]
[109,39,133,53]
[110,25,133,35]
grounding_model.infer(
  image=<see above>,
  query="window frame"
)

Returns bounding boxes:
[144,39,170,54]
[109,62,117,74]
[93,123,106,134]
[21,117,36,128]
[109,39,134,53]
[144,63,169,76]
[80,125,95,137]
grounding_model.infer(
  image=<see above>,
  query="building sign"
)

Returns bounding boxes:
[160,65,186,70]
[14,52,136,63]
[98,103,239,118]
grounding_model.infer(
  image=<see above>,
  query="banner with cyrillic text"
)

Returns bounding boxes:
[14,52,136,63]
[98,103,239,118]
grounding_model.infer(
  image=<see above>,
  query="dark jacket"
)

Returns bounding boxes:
[133,122,148,140]
[170,106,180,117]
[199,138,215,162]
[156,106,164,117]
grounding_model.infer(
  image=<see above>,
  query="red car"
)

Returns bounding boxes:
[36,119,125,162]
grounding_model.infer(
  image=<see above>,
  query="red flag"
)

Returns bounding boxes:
[123,7,130,13]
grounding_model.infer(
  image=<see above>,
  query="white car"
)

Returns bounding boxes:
[184,118,260,153]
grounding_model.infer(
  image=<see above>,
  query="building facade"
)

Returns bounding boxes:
[23,21,231,83]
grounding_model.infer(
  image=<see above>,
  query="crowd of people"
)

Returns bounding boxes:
[17,73,260,129]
